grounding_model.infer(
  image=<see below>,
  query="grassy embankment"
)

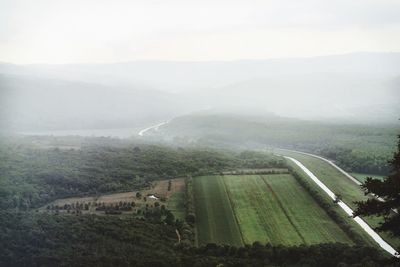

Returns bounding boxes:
[279,150,400,249]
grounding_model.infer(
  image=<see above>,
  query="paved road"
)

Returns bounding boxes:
[279,149,395,211]
[138,121,169,136]
[285,156,399,258]
[281,149,361,185]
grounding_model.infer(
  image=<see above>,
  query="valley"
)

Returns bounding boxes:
[2,2,400,265]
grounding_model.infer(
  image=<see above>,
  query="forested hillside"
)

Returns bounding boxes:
[156,114,399,174]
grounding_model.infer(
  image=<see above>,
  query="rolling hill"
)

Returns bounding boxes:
[1,52,399,125]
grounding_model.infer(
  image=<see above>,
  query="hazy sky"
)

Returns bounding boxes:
[1,0,400,64]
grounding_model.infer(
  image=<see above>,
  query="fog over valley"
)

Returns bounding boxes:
[1,52,399,134]
[2,1,400,265]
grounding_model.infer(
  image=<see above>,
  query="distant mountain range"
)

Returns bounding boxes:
[1,52,399,131]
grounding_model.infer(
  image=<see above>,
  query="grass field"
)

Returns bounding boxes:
[350,172,385,182]
[194,174,353,246]
[167,192,185,220]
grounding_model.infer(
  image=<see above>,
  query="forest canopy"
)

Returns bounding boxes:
[0,135,284,210]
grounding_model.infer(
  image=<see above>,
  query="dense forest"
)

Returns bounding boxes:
[0,211,395,267]
[316,146,393,174]
[0,135,285,210]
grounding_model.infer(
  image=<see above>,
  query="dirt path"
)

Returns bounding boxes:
[221,176,246,245]
[175,229,181,243]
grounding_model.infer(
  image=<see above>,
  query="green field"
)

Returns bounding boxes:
[350,172,385,183]
[193,175,243,246]
[194,174,353,246]
[167,192,186,221]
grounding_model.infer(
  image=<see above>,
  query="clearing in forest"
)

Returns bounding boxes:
[41,178,185,217]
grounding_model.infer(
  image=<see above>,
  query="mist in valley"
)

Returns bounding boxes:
[1,52,400,136]
[2,1,400,265]
[1,0,400,136]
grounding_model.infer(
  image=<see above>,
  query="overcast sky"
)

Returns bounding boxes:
[1,0,400,64]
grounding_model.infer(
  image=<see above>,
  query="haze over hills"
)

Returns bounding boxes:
[0,74,191,132]
[1,52,400,90]
[2,0,400,265]
[1,52,399,132]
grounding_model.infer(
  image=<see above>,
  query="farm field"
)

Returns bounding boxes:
[193,174,353,246]
[193,175,243,246]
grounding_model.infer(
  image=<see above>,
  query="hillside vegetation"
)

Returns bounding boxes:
[156,114,399,174]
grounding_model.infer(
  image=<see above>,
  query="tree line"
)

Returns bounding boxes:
[0,211,395,267]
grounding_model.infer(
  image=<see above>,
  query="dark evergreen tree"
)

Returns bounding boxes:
[165,210,175,225]
[354,134,400,237]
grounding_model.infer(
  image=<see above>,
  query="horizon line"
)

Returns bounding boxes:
[1,51,399,66]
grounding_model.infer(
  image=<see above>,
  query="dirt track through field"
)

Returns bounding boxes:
[222,176,245,244]
[261,176,306,243]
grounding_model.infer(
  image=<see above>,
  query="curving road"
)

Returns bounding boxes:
[278,149,396,211]
[281,149,362,185]
[284,155,399,258]
[138,121,169,136]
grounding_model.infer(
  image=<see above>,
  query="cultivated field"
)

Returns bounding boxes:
[194,174,353,246]
[194,175,243,246]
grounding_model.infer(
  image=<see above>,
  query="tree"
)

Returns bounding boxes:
[354,134,400,237]
[168,180,172,191]
[165,210,175,225]
[186,213,196,224]
[333,194,342,204]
